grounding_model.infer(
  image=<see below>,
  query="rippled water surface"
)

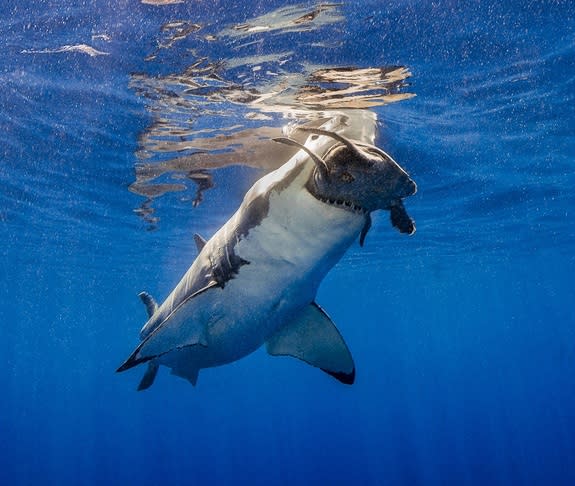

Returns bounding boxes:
[1,1,574,485]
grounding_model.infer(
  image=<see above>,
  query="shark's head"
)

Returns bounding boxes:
[274,127,417,239]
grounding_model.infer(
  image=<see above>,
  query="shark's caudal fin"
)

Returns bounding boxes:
[266,303,355,384]
[117,282,217,374]
[134,292,160,390]
[137,362,159,391]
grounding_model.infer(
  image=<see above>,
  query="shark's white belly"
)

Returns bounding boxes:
[160,186,365,372]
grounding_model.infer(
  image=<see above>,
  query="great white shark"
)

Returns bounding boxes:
[117,117,416,390]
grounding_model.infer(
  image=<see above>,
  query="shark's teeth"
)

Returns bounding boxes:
[314,194,367,214]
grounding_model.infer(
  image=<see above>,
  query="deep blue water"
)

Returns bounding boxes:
[1,1,574,485]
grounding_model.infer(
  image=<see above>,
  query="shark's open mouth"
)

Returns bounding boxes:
[313,193,368,214]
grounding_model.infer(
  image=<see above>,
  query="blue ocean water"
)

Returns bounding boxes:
[1,0,574,484]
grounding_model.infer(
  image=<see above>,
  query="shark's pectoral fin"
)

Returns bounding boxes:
[266,302,355,385]
[137,361,159,391]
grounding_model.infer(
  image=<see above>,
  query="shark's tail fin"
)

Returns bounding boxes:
[119,292,160,390]
[137,362,159,391]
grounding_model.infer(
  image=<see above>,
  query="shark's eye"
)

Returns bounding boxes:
[340,172,355,183]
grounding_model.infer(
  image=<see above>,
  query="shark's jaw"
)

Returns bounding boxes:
[309,190,369,215]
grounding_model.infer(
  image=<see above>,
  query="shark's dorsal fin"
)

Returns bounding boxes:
[139,291,158,318]
[193,233,207,253]
[266,302,355,384]
[137,362,159,391]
